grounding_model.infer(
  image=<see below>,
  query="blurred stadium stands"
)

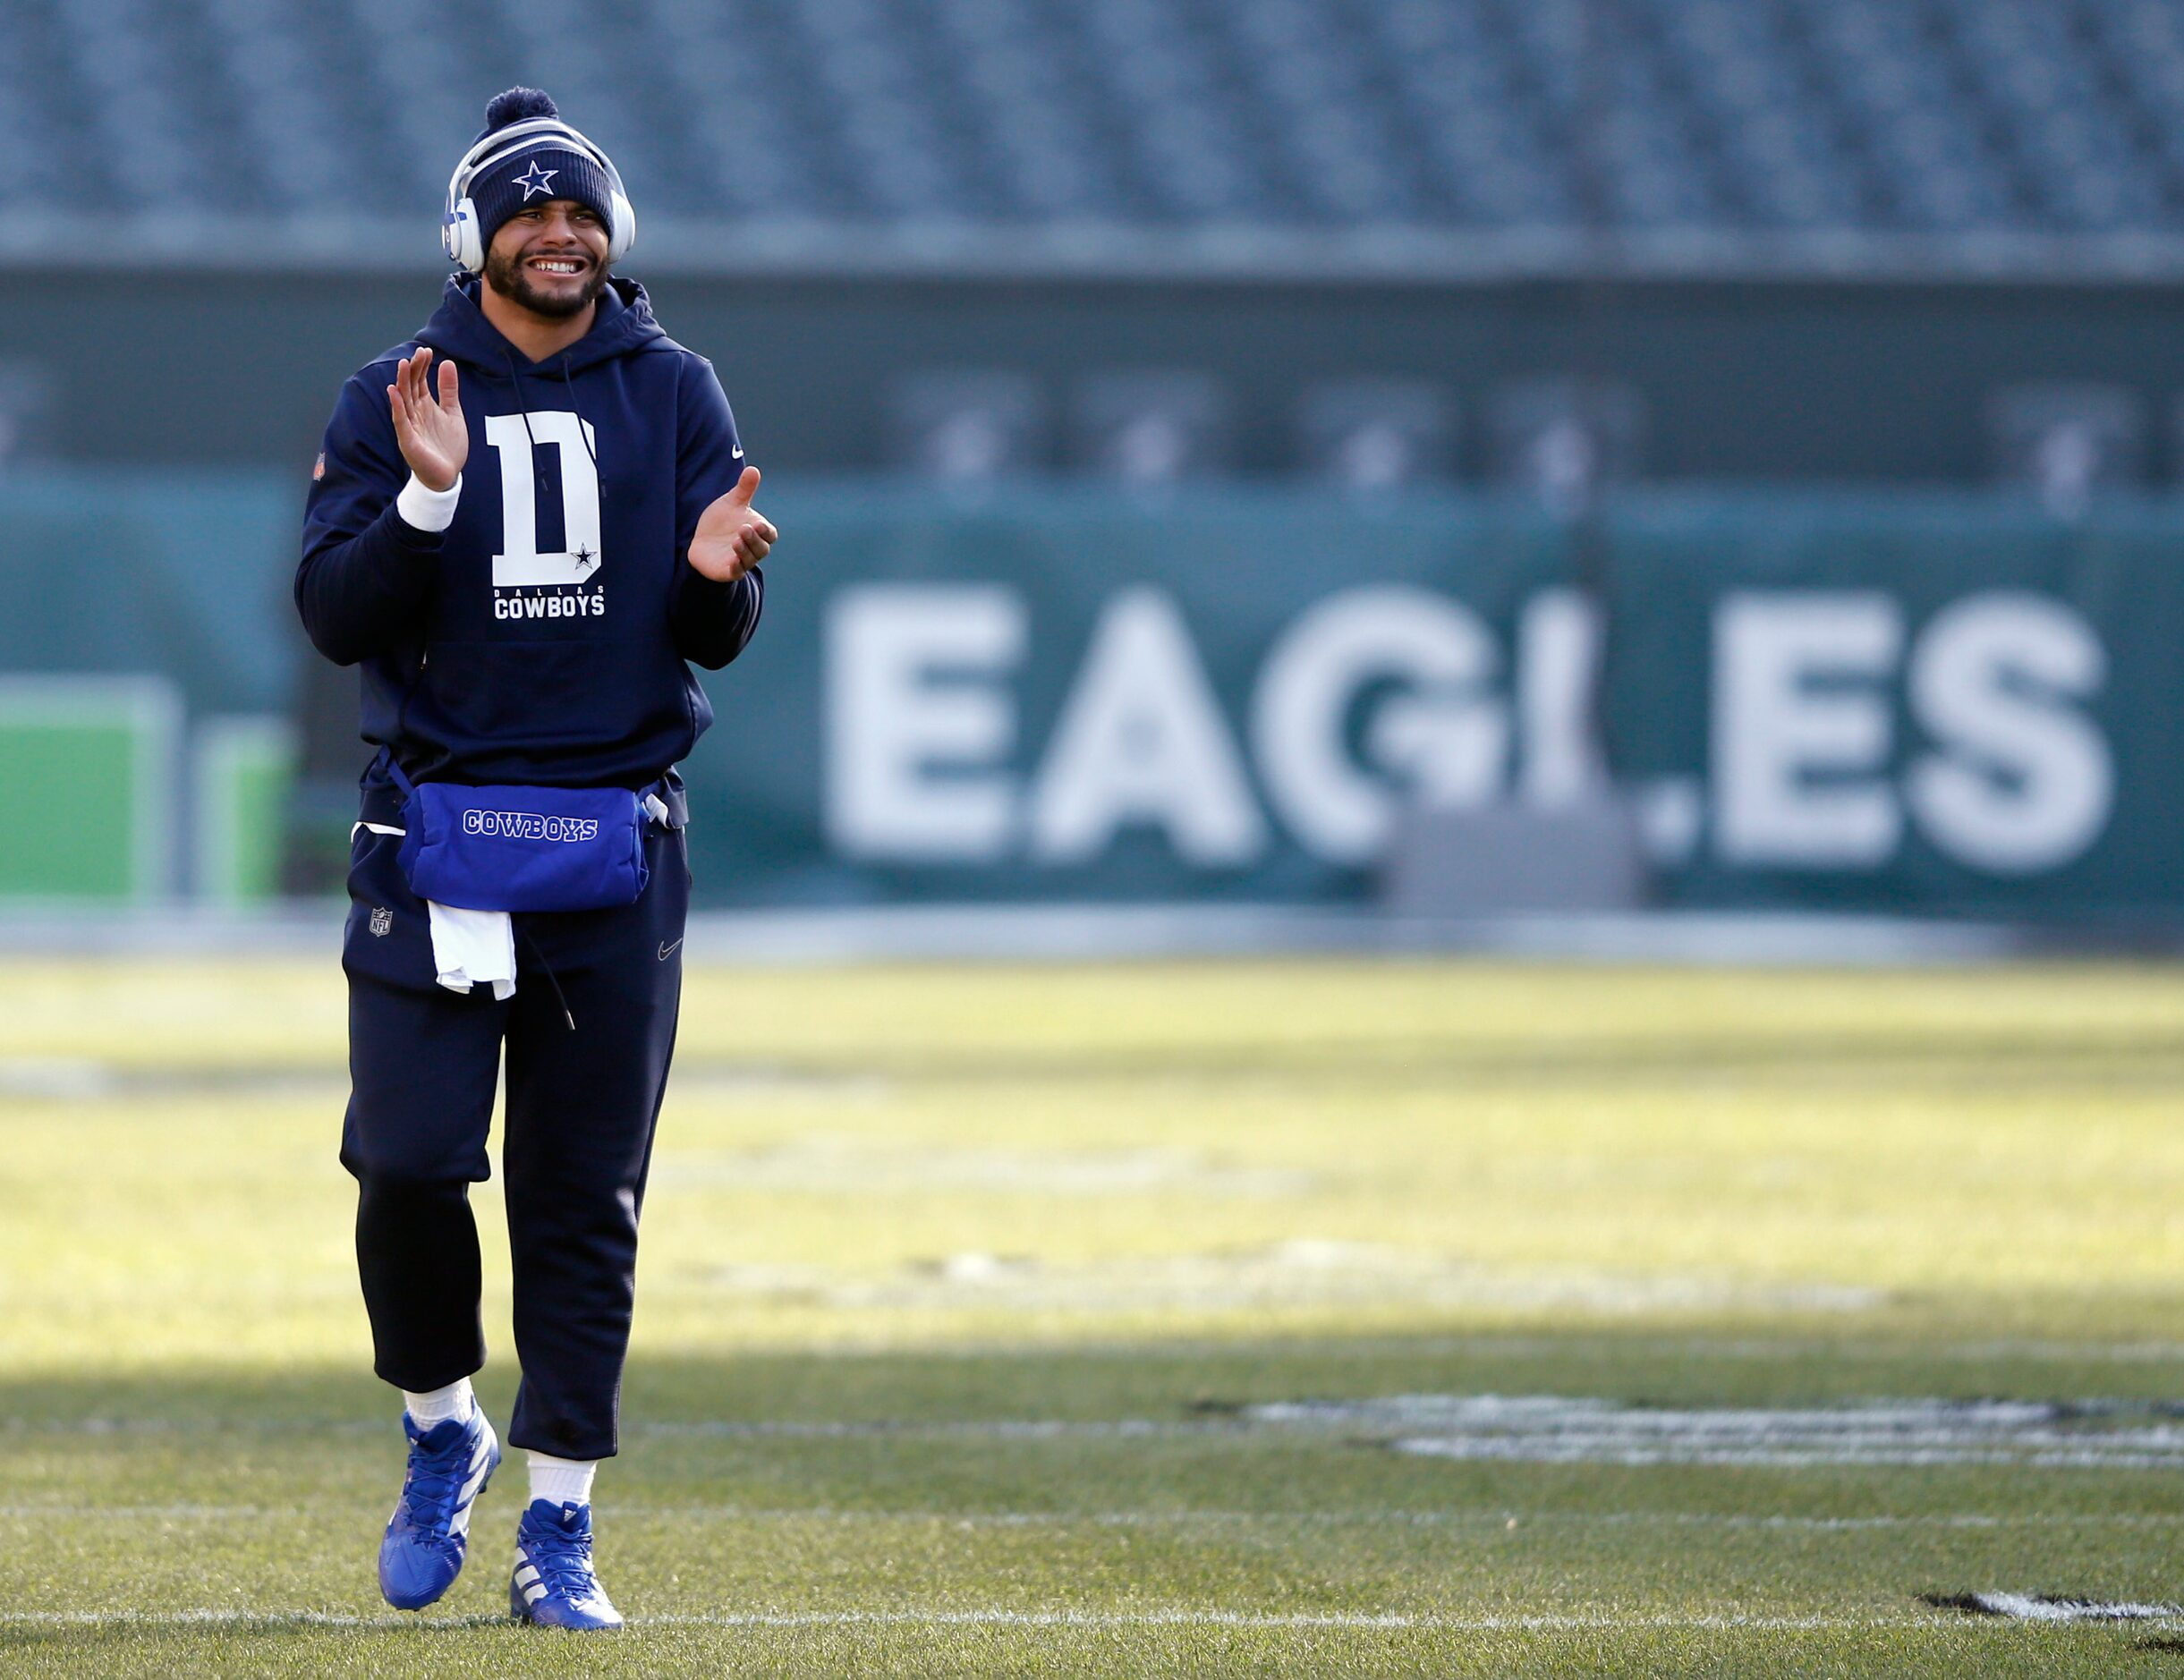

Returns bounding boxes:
[7,0,2184,488]
[6,0,2184,273]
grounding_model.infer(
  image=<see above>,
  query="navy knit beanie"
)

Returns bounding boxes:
[463,89,616,253]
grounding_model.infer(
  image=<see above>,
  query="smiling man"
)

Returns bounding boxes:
[296,88,777,1630]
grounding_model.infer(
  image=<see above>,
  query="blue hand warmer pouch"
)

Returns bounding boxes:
[386,758,650,913]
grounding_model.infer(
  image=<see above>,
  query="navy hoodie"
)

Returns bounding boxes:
[297,274,762,809]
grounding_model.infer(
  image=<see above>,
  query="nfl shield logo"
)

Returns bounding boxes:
[369,906,393,937]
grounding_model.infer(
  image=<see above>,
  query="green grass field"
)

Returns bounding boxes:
[4,955,2184,1676]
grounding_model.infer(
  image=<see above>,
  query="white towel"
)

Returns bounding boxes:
[427,902,516,1000]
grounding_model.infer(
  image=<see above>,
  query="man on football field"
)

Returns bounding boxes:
[296,87,776,1628]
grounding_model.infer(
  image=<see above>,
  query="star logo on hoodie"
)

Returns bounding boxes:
[513,161,557,201]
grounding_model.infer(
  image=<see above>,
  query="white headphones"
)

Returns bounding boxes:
[441,115,637,273]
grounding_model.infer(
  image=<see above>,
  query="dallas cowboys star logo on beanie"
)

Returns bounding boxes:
[463,89,616,254]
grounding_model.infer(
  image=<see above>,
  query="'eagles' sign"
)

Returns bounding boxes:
[820,582,2113,882]
[660,487,2180,916]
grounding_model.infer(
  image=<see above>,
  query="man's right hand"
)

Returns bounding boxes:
[387,348,466,491]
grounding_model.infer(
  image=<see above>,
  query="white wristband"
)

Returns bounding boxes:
[396,472,462,532]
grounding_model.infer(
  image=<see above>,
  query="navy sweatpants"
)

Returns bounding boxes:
[338,819,688,1462]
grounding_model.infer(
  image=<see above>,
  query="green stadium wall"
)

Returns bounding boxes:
[0,471,2177,920]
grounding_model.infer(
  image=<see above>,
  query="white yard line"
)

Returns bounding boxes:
[9,1504,2184,1532]
[0,1504,281,1520]
[0,1417,1225,1439]
[0,1608,1910,1633]
[643,1610,1891,1632]
[608,1508,2184,1532]
[636,1417,1235,1438]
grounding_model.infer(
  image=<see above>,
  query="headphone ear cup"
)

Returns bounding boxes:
[446,197,485,273]
[608,191,636,262]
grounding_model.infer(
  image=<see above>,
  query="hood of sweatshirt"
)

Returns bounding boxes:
[415,272,670,380]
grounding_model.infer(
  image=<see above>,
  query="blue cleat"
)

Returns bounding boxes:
[510,1499,625,1629]
[378,1408,500,1610]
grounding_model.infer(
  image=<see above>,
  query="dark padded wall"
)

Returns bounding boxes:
[14,272,2184,485]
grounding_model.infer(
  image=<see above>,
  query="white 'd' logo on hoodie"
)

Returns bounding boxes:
[484,411,603,590]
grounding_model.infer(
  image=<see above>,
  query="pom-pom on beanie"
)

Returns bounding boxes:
[461,88,616,256]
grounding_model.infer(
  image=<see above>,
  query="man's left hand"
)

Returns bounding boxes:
[687,467,777,582]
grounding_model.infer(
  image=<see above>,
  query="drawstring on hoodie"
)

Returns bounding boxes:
[560,361,599,471]
[497,346,600,474]
[502,346,543,454]
[516,922,578,1032]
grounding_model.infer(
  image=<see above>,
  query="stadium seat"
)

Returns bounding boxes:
[1071,371,1230,485]
[15,0,2184,244]
[1987,382,2147,516]
[1488,378,1646,515]
[887,369,1049,482]
[1296,379,1454,490]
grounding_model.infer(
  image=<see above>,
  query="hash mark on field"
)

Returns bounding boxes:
[1926,1591,2184,1624]
[1250,1395,2184,1470]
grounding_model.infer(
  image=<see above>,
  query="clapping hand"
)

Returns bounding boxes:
[687,467,778,583]
[387,348,466,492]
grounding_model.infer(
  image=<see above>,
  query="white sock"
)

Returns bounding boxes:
[401,1379,475,1429]
[528,1452,597,1509]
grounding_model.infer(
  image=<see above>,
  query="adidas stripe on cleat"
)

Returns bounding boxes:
[378,1407,500,1611]
[511,1498,625,1629]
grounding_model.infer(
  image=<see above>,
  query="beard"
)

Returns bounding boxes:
[482,247,609,319]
